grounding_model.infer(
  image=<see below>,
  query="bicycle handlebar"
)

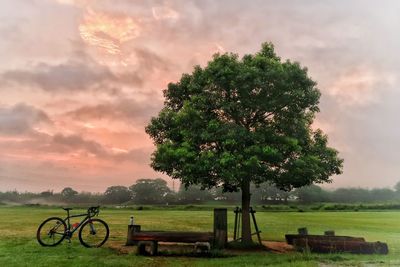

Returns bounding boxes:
[88,206,100,216]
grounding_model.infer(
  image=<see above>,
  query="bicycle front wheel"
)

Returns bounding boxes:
[78,218,109,248]
[37,217,67,246]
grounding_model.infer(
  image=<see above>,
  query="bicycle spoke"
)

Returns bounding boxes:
[37,218,66,246]
[79,219,109,247]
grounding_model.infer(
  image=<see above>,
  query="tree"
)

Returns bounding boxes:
[61,187,78,200]
[40,190,53,198]
[103,186,131,204]
[331,188,370,203]
[295,184,329,203]
[177,184,213,204]
[146,42,343,245]
[255,182,291,204]
[394,181,400,193]
[129,178,170,204]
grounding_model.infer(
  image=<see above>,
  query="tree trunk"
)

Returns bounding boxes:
[241,179,252,244]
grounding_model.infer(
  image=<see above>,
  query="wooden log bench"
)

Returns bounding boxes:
[128,228,214,255]
[126,208,227,255]
[286,230,388,255]
[293,238,389,255]
[285,234,365,245]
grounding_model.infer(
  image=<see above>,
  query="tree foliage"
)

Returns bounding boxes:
[146,42,343,192]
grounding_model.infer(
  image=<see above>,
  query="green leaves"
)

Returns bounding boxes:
[146,42,343,192]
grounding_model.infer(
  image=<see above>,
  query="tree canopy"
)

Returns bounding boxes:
[146,42,343,244]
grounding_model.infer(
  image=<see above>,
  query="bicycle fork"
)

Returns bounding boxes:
[89,220,97,235]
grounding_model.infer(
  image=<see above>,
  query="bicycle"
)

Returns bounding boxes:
[36,206,109,248]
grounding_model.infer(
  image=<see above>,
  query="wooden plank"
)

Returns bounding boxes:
[130,231,214,243]
[293,239,389,255]
[285,234,365,245]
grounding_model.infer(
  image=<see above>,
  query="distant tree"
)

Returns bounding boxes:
[331,188,371,203]
[164,191,178,205]
[256,182,291,204]
[369,188,395,202]
[103,186,131,204]
[295,185,329,203]
[0,190,20,202]
[40,190,53,198]
[61,187,78,200]
[177,184,213,204]
[73,191,102,204]
[215,189,241,204]
[394,181,400,193]
[129,178,170,204]
[146,42,343,244]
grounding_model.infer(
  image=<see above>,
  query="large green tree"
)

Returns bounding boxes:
[146,42,343,244]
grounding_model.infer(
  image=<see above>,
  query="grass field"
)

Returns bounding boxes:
[0,205,399,266]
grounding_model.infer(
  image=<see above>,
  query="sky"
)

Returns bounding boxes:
[1,0,400,192]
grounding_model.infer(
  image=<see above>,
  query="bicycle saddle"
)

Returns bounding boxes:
[62,207,73,211]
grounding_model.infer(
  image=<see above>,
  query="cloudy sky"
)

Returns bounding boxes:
[1,0,399,192]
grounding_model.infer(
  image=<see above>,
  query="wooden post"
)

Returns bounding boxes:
[126,225,141,245]
[324,230,335,236]
[250,207,262,245]
[213,208,227,249]
[233,207,239,240]
[298,227,308,235]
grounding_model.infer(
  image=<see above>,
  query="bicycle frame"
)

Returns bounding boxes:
[63,210,93,236]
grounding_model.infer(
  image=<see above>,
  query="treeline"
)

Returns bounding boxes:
[2,178,400,205]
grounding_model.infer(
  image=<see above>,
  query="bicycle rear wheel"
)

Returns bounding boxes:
[37,217,67,246]
[78,218,109,248]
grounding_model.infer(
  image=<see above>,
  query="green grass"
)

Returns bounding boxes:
[0,206,399,266]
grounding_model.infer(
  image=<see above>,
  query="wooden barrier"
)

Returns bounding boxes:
[285,234,365,245]
[126,208,228,255]
[293,239,389,255]
[128,231,214,243]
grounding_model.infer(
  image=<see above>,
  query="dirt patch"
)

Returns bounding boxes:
[262,241,294,254]
[107,241,137,254]
[108,240,294,256]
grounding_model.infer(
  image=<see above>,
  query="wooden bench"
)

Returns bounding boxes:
[129,229,214,255]
[126,208,228,255]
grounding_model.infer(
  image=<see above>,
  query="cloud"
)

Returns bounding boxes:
[1,57,115,92]
[53,133,107,156]
[52,133,149,163]
[325,66,396,106]
[1,43,170,95]
[0,103,52,135]
[79,8,141,55]
[152,6,179,21]
[64,98,161,124]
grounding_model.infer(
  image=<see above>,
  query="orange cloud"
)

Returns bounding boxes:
[326,66,395,106]
[79,9,141,55]
[152,6,179,21]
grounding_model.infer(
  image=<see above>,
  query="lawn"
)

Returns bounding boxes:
[0,205,399,266]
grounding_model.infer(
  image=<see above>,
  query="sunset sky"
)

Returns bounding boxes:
[1,0,400,192]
